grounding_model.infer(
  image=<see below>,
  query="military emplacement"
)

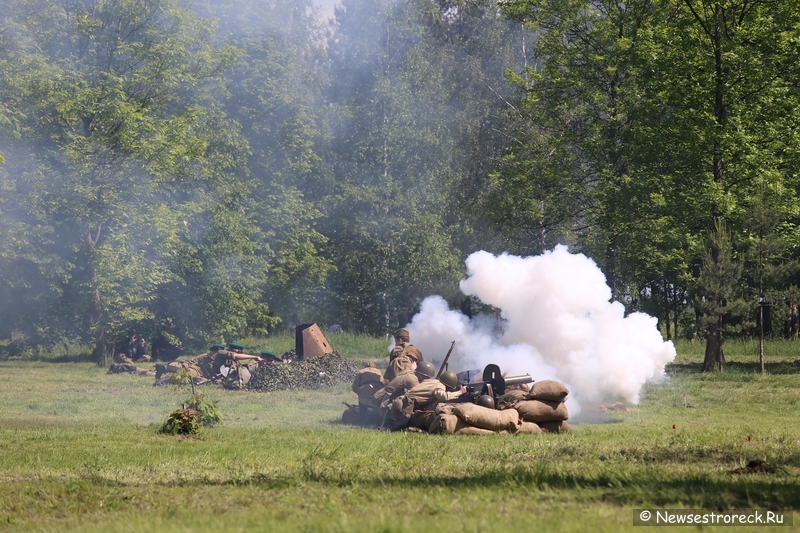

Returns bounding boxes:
[252,326,571,436]
[346,360,570,435]
[120,323,571,436]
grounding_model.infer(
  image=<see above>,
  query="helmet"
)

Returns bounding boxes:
[476,394,496,409]
[416,361,436,379]
[440,371,458,389]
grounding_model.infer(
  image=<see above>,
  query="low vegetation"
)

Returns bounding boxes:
[0,339,797,532]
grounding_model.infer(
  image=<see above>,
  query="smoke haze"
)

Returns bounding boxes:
[313,0,337,19]
[406,246,676,414]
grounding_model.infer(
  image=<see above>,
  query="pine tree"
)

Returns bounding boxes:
[695,219,749,372]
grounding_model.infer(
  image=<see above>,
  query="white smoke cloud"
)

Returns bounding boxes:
[405,246,676,413]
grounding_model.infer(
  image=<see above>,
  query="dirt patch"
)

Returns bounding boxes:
[730,459,779,475]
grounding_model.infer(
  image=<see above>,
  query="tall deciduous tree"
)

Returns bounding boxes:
[197,0,335,324]
[323,0,527,333]
[0,0,236,362]
[496,0,695,309]
[643,0,800,358]
[496,0,800,351]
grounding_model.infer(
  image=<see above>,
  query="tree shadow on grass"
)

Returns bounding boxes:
[345,469,797,508]
[47,353,97,363]
[0,350,96,363]
[667,360,800,376]
[136,465,800,510]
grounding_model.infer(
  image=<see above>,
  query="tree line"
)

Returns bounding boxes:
[1,0,798,369]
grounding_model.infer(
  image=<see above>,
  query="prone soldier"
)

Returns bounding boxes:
[154,342,265,386]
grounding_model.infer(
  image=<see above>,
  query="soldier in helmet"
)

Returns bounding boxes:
[405,367,465,408]
[384,328,424,382]
[384,362,466,431]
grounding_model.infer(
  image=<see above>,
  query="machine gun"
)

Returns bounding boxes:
[455,364,533,406]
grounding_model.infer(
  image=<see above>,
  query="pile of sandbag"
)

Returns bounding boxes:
[428,380,571,436]
[511,380,571,433]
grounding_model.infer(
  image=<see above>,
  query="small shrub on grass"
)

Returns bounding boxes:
[158,393,221,435]
[159,407,201,435]
[187,391,222,427]
[159,365,223,434]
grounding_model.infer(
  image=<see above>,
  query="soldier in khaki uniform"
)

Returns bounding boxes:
[384,362,466,431]
[373,362,421,423]
[384,328,424,382]
[405,369,465,407]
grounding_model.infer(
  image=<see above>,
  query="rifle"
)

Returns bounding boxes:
[436,340,456,378]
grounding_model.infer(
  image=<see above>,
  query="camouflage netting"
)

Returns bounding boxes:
[248,351,360,392]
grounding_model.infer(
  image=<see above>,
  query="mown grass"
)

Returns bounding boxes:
[0,339,798,532]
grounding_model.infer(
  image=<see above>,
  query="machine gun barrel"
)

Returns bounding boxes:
[448,365,536,406]
[504,374,533,387]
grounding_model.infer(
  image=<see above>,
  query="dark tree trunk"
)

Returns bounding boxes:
[758,301,765,374]
[95,328,108,366]
[785,298,798,339]
[701,318,725,372]
[672,284,680,340]
[85,222,107,367]
[663,279,671,341]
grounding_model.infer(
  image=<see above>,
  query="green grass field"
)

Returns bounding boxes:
[0,336,798,532]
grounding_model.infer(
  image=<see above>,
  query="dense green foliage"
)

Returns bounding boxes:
[494,0,800,354]
[1,0,800,360]
[0,0,527,356]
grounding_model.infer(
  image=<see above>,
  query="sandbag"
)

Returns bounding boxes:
[435,403,456,415]
[502,389,528,400]
[526,380,569,402]
[513,421,543,434]
[454,422,496,436]
[410,410,436,431]
[515,399,569,422]
[429,413,459,434]
[453,403,521,431]
[537,420,572,433]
